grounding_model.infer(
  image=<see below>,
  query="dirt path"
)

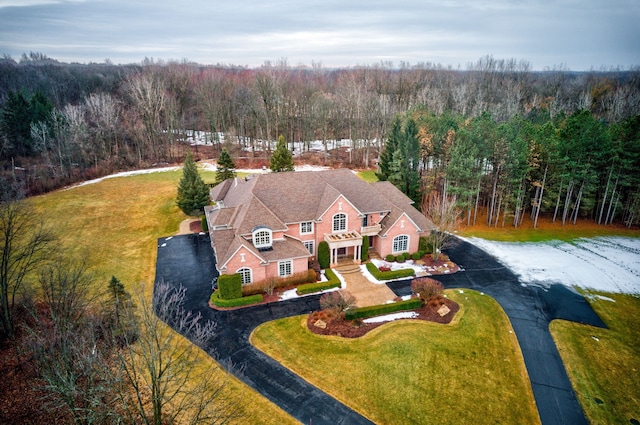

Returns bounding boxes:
[177,218,199,235]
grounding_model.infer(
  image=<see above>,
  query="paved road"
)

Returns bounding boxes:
[155,234,605,425]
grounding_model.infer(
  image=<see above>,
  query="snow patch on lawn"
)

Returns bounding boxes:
[465,236,640,294]
[64,166,180,190]
[363,311,418,323]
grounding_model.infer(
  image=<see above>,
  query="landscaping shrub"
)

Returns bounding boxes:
[308,259,321,280]
[242,270,317,296]
[395,254,405,263]
[201,215,209,232]
[297,268,341,295]
[320,290,356,312]
[210,290,263,307]
[218,273,242,300]
[297,280,341,295]
[411,252,421,261]
[318,241,330,268]
[344,298,421,321]
[366,262,415,281]
[385,254,395,262]
[361,236,369,261]
[411,277,444,303]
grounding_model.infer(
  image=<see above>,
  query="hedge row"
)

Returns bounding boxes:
[296,268,341,295]
[344,297,422,321]
[210,290,264,308]
[366,262,415,281]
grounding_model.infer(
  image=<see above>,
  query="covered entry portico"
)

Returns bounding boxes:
[325,231,363,266]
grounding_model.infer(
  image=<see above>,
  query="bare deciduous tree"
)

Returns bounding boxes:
[114,282,240,425]
[425,195,461,260]
[0,194,56,339]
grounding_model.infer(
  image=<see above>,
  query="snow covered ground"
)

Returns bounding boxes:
[465,237,640,294]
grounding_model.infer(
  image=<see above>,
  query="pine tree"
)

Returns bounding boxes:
[176,151,210,215]
[377,116,402,181]
[269,135,294,172]
[215,148,236,183]
[104,276,136,340]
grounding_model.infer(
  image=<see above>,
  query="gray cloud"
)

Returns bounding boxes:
[0,0,638,69]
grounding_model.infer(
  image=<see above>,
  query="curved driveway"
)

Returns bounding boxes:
[155,234,605,425]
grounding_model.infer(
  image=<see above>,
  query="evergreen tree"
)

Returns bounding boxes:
[377,116,401,181]
[176,151,210,215]
[269,135,294,172]
[104,276,137,341]
[215,148,236,183]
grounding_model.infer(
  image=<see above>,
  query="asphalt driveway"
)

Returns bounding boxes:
[155,234,605,425]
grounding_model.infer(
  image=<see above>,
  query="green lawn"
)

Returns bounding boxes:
[356,169,379,182]
[27,169,298,425]
[251,289,540,425]
[550,292,640,425]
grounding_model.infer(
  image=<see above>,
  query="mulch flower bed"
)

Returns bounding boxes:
[307,296,460,338]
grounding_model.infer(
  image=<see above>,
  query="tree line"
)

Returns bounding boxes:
[1,53,639,207]
[377,109,640,228]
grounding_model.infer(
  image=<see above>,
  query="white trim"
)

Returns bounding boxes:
[392,234,409,253]
[300,221,314,235]
[316,194,363,225]
[332,212,347,232]
[252,228,272,249]
[303,240,315,255]
[219,243,266,270]
[278,260,293,277]
[236,267,252,285]
[384,212,421,236]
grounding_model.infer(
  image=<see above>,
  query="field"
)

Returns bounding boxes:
[24,169,298,425]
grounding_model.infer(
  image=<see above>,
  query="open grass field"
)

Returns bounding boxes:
[26,169,298,425]
[251,289,540,425]
[550,293,640,425]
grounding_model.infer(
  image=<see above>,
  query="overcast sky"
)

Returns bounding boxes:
[1,0,638,70]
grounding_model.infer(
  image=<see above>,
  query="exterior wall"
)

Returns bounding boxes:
[264,257,309,278]
[378,214,421,258]
[315,196,361,241]
[223,246,267,282]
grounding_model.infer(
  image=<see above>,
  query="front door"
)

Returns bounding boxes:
[337,247,347,258]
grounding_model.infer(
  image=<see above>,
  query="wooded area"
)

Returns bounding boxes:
[1,53,639,226]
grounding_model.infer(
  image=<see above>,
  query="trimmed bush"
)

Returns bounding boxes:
[366,262,415,281]
[210,290,263,307]
[318,241,330,268]
[361,236,369,261]
[218,273,242,300]
[201,215,209,232]
[242,270,317,296]
[297,280,341,295]
[385,254,395,262]
[344,298,422,321]
[395,254,405,263]
[297,268,341,295]
[411,252,421,261]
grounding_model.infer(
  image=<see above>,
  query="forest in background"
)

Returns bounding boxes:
[1,53,639,226]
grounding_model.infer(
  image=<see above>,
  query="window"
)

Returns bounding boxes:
[252,228,272,249]
[362,215,368,227]
[332,213,347,232]
[278,260,293,277]
[303,240,314,255]
[300,221,313,234]
[237,267,252,285]
[392,235,409,253]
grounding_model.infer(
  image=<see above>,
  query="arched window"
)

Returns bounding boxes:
[237,267,252,285]
[252,227,272,249]
[332,213,347,232]
[392,235,409,253]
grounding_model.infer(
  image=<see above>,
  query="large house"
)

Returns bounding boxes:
[205,169,435,285]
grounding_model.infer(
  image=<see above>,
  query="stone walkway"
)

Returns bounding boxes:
[334,263,397,307]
